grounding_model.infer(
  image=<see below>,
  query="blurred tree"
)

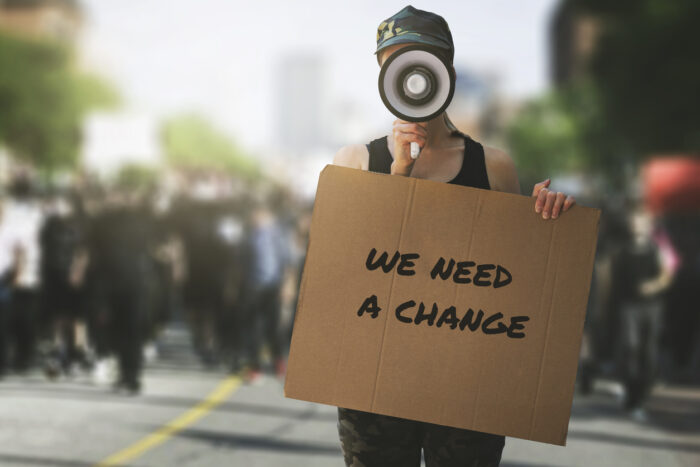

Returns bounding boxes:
[559,79,630,185]
[507,90,583,187]
[512,0,698,188]
[508,79,629,188]
[0,32,120,170]
[162,114,259,178]
[572,0,700,155]
[71,72,121,112]
[115,163,158,193]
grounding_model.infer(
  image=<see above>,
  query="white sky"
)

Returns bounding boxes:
[80,0,558,151]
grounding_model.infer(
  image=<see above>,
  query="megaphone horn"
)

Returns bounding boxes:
[378,45,456,159]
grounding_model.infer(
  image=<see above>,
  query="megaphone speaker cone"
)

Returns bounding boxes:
[406,73,428,95]
[378,44,456,123]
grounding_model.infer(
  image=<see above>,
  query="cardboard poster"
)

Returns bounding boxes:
[285,165,600,445]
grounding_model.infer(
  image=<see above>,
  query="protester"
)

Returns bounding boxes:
[0,176,44,373]
[236,199,292,381]
[85,194,158,394]
[331,6,575,466]
[171,193,248,367]
[0,198,15,377]
[659,214,700,377]
[40,196,89,377]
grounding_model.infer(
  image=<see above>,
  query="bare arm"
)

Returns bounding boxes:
[332,144,370,170]
[484,146,521,195]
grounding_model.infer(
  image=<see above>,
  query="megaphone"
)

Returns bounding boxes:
[378,44,456,159]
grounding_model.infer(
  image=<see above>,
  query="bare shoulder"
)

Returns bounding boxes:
[483,145,521,195]
[332,144,369,170]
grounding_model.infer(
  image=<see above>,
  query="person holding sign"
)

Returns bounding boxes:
[332,6,576,466]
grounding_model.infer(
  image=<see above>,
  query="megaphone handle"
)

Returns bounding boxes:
[410,141,420,159]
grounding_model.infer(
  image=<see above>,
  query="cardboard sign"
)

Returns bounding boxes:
[285,165,600,445]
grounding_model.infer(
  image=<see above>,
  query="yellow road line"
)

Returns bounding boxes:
[94,376,242,467]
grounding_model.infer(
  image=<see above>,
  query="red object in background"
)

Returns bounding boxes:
[643,157,700,214]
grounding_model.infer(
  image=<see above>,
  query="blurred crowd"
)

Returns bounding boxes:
[0,161,697,417]
[578,184,700,414]
[0,170,311,394]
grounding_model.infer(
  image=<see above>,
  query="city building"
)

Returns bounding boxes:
[549,0,600,86]
[0,0,82,43]
[274,52,329,154]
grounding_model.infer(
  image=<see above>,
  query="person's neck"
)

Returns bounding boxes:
[424,113,455,149]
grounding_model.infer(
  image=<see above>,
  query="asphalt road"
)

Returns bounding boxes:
[1,323,699,467]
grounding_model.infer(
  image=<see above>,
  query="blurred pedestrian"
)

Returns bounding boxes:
[285,205,312,354]
[40,196,88,377]
[236,201,291,381]
[0,176,44,373]
[85,196,157,393]
[659,214,700,378]
[172,195,243,366]
[0,199,15,377]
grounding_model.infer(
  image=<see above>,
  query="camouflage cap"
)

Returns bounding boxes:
[375,5,454,64]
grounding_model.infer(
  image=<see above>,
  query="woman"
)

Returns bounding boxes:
[332,6,575,467]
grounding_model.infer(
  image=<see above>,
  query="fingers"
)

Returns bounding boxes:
[541,190,557,219]
[534,187,548,214]
[531,178,551,197]
[563,195,576,211]
[394,119,428,129]
[535,187,576,220]
[393,120,427,137]
[393,120,428,151]
[534,187,556,218]
[393,129,426,149]
[551,192,566,219]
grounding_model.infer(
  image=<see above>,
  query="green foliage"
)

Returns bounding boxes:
[507,79,630,187]
[71,72,121,113]
[115,163,158,192]
[507,91,583,184]
[0,32,120,169]
[558,79,630,182]
[162,114,259,178]
[0,33,77,168]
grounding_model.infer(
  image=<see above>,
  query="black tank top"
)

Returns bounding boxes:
[365,130,491,190]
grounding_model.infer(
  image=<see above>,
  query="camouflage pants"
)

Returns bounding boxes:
[338,408,505,467]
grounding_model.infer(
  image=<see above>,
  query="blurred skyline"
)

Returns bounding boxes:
[79,0,558,152]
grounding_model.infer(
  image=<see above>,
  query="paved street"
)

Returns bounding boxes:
[1,323,699,467]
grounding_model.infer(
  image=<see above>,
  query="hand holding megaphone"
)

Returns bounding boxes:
[391,119,427,175]
[378,45,456,164]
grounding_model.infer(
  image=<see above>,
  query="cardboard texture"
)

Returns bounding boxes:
[284,165,600,446]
